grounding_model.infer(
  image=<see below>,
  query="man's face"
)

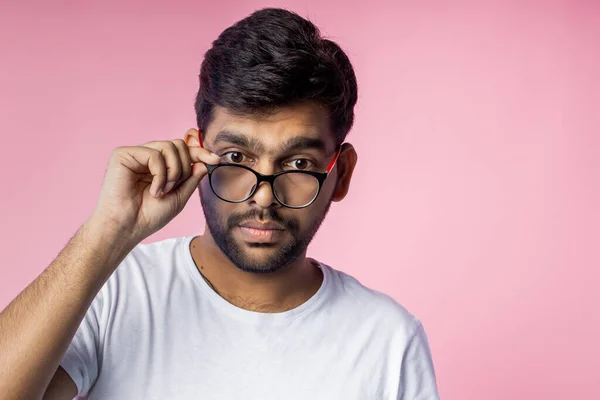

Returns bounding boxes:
[197,102,341,274]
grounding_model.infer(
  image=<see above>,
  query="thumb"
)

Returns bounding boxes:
[172,162,208,203]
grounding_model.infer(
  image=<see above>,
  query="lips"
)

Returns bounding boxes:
[239,221,285,230]
[237,220,286,243]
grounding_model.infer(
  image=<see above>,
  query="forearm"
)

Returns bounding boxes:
[0,217,134,399]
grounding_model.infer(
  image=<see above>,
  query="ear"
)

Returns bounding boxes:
[184,128,201,147]
[332,143,358,202]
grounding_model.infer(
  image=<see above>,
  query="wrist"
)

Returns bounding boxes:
[82,213,137,263]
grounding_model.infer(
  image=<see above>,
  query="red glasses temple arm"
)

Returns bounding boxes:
[326,146,343,173]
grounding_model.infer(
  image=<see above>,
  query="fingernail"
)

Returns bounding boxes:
[164,181,176,193]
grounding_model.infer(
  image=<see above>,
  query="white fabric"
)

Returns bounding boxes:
[60,236,439,399]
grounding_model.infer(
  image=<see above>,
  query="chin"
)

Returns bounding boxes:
[229,242,297,274]
[238,245,285,263]
[232,259,288,274]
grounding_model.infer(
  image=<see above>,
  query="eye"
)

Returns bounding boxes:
[222,151,248,164]
[285,158,315,171]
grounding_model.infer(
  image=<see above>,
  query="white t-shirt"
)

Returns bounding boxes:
[60,236,439,399]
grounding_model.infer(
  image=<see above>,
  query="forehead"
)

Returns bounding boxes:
[204,101,336,154]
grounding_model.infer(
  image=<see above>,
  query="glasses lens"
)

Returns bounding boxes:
[273,172,320,207]
[210,165,257,202]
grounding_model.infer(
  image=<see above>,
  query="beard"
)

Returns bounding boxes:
[199,186,332,274]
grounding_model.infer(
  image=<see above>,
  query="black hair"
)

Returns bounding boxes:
[195,8,358,145]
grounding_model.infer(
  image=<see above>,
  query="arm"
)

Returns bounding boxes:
[0,217,133,400]
[0,135,219,400]
[42,366,79,400]
[398,322,440,400]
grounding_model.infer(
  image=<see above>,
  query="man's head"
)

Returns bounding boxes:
[186,8,358,274]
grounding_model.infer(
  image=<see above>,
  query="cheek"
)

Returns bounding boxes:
[200,182,228,214]
[199,178,211,197]
[201,179,223,204]
[296,179,335,222]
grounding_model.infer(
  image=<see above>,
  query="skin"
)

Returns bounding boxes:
[0,100,357,399]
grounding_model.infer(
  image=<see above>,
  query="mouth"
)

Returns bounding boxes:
[237,221,286,243]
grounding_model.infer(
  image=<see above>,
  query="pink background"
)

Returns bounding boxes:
[1,1,599,398]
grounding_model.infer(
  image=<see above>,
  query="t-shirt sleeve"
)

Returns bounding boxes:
[398,321,440,400]
[59,290,104,396]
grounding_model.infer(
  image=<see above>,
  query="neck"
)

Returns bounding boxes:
[189,233,322,313]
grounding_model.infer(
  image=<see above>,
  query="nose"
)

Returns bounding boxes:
[248,160,282,209]
[248,179,280,209]
[247,161,280,209]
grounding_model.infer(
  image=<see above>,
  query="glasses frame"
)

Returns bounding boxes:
[198,132,342,209]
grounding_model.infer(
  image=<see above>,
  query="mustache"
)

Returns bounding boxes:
[227,209,299,232]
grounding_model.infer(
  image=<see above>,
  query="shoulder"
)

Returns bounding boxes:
[322,263,422,338]
[114,235,189,274]
[128,236,188,264]
[100,236,192,296]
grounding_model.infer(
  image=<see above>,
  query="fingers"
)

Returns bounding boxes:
[172,139,192,188]
[187,145,221,165]
[172,162,210,203]
[141,139,220,197]
[144,141,183,194]
[169,145,221,199]
[114,146,167,197]
[168,142,220,199]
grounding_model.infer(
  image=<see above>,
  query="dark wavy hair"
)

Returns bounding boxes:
[195,8,358,145]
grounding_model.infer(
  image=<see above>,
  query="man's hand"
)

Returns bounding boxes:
[89,132,220,246]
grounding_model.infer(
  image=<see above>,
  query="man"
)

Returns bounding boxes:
[0,8,439,399]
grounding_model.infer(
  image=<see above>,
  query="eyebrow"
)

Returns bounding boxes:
[278,136,327,155]
[212,130,328,155]
[213,130,265,153]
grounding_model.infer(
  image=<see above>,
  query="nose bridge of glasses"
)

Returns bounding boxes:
[251,156,281,177]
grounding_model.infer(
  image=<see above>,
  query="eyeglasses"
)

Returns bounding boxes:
[198,133,342,209]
